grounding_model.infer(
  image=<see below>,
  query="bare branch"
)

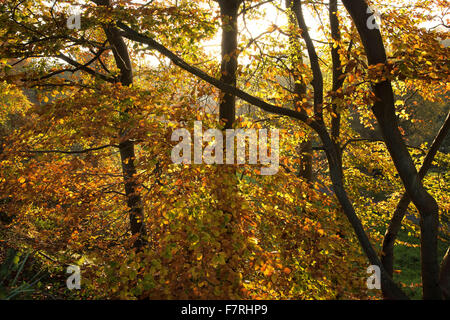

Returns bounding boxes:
[19,144,119,155]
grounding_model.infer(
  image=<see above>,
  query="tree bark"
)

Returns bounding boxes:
[218,0,240,129]
[286,0,313,181]
[381,111,450,288]
[342,0,442,299]
[329,0,344,145]
[316,126,409,300]
[98,2,146,249]
[297,139,313,181]
[288,3,406,297]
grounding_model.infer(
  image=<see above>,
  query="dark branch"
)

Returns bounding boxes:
[19,144,119,155]
[116,21,325,132]
[57,54,115,83]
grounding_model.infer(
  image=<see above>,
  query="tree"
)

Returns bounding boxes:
[117,0,448,299]
[0,0,448,300]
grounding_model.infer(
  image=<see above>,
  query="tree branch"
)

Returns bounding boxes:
[116,21,323,131]
[290,0,324,122]
[57,54,115,83]
[19,144,119,155]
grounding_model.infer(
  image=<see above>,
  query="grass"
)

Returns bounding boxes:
[392,228,448,300]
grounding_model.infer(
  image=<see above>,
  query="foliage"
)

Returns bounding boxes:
[0,0,448,300]
[0,248,42,299]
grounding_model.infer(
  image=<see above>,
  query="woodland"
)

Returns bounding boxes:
[0,0,449,300]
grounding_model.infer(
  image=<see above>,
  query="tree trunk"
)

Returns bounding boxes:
[317,127,409,300]
[342,0,442,299]
[382,111,450,294]
[329,0,344,145]
[297,139,313,181]
[102,19,147,249]
[289,0,406,298]
[286,0,313,182]
[218,0,240,129]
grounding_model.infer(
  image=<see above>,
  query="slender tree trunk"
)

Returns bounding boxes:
[329,0,344,145]
[118,139,147,249]
[215,0,244,297]
[218,0,240,129]
[381,111,450,292]
[297,139,313,181]
[342,0,442,299]
[317,127,409,300]
[102,19,146,249]
[289,0,406,299]
[286,0,313,182]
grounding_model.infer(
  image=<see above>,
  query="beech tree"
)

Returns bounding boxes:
[116,0,448,299]
[0,0,448,300]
